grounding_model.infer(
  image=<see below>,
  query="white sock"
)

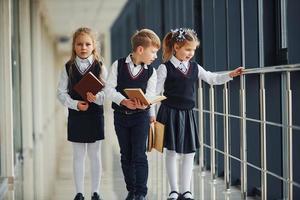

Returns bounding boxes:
[165,150,179,198]
[181,152,195,198]
[72,142,87,194]
[87,141,102,194]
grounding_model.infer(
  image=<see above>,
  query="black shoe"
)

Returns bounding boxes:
[167,191,180,200]
[181,191,194,200]
[135,195,146,200]
[125,191,135,200]
[91,192,102,200]
[74,193,84,200]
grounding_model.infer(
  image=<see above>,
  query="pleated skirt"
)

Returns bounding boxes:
[156,103,200,153]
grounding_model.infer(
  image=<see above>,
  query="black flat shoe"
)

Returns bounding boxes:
[91,192,102,200]
[167,191,180,200]
[135,195,146,200]
[125,191,135,200]
[74,193,84,200]
[181,191,194,200]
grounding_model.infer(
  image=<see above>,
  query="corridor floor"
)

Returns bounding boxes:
[52,104,255,200]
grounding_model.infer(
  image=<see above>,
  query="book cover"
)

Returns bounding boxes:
[124,88,166,106]
[153,121,165,153]
[73,71,104,101]
[147,121,165,153]
[147,123,154,152]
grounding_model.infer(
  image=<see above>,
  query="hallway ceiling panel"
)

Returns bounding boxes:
[43,0,127,38]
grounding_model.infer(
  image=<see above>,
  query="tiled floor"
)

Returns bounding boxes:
[51,139,127,200]
[51,103,255,200]
[51,142,254,200]
[52,102,128,200]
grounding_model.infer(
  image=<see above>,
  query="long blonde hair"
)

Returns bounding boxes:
[68,27,104,83]
[70,27,101,62]
[162,28,200,62]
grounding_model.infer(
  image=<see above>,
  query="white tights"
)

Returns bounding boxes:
[165,149,195,198]
[72,141,102,194]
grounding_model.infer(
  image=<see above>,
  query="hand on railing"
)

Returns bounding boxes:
[229,67,244,78]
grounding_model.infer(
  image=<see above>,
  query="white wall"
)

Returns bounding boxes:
[0,0,68,199]
[30,0,65,198]
[19,0,34,198]
[1,0,117,198]
[0,0,14,188]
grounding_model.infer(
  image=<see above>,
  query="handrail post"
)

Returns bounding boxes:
[282,71,293,200]
[258,0,267,197]
[240,0,247,196]
[198,80,205,172]
[209,85,216,181]
[286,72,293,200]
[260,74,267,200]
[240,75,247,199]
[223,82,230,190]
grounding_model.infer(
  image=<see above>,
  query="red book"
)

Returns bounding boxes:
[73,72,104,101]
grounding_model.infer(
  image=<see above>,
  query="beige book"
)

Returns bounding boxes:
[147,124,154,152]
[147,121,165,153]
[124,88,166,106]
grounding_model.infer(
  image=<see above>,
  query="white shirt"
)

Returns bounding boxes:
[156,55,233,95]
[105,54,157,116]
[57,55,108,111]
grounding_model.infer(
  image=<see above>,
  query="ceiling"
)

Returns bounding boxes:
[42,0,127,44]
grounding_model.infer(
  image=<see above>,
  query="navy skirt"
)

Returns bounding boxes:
[68,111,104,143]
[156,104,200,153]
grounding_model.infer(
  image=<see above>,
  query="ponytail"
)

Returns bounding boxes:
[162,32,174,62]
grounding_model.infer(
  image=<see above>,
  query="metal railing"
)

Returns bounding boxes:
[196,64,300,200]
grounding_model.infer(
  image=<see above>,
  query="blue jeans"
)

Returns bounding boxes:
[114,111,149,196]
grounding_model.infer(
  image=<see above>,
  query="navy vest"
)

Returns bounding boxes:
[66,60,104,116]
[162,61,198,110]
[112,57,154,112]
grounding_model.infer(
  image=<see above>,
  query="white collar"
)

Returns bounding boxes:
[125,54,148,69]
[75,55,94,65]
[170,55,189,69]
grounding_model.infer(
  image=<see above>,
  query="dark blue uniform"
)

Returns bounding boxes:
[112,58,153,197]
[157,61,200,153]
[66,60,104,143]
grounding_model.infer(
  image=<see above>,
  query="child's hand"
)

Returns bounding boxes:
[150,116,156,123]
[229,67,244,78]
[120,99,136,110]
[134,98,148,110]
[86,92,96,103]
[77,101,89,111]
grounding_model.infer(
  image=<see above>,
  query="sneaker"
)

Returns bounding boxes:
[74,193,84,200]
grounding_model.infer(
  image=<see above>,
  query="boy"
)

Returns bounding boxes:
[105,29,161,200]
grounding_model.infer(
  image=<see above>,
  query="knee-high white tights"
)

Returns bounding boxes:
[72,141,102,194]
[165,149,195,198]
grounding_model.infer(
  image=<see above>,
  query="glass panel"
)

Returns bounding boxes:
[11,0,23,198]
[11,0,22,163]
